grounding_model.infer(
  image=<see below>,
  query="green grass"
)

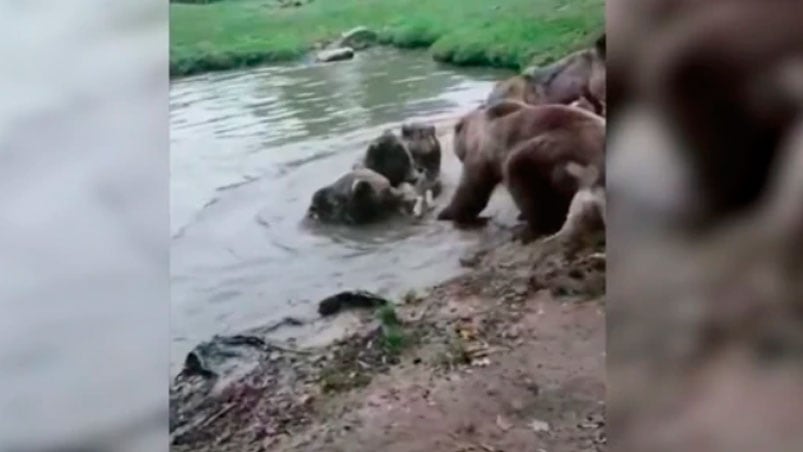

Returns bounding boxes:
[170,0,603,77]
[377,304,400,327]
[377,304,408,355]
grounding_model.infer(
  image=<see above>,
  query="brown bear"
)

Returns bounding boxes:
[401,122,442,180]
[400,122,443,198]
[586,34,606,115]
[438,101,605,241]
[356,130,419,188]
[308,168,422,225]
[485,74,542,106]
[352,126,441,215]
[554,162,606,240]
[536,161,606,256]
[486,33,606,114]
[569,88,604,116]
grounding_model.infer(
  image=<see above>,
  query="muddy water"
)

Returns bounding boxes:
[170,49,515,373]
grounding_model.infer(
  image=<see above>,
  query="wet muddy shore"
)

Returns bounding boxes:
[170,48,606,451]
[170,228,606,452]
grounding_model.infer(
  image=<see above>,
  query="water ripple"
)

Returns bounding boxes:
[170,48,513,374]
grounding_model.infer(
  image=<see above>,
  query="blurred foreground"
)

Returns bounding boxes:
[607,0,803,450]
[0,1,168,451]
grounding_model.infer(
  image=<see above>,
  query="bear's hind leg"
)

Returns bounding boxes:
[506,165,570,243]
[437,164,498,226]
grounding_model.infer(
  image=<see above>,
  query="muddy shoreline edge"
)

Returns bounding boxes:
[170,228,606,452]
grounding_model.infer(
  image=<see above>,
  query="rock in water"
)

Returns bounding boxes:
[318,290,388,316]
[315,47,355,63]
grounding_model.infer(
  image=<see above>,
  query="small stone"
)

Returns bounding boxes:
[504,326,520,339]
[496,414,512,432]
[524,380,540,396]
[530,419,550,433]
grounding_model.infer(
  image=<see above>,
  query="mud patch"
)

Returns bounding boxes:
[170,231,606,452]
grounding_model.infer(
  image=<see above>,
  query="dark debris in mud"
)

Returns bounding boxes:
[449,230,606,303]
[530,247,606,299]
[169,314,430,451]
[170,336,318,448]
[317,290,389,317]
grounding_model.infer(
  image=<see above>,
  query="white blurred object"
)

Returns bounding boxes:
[0,1,168,450]
[607,105,697,229]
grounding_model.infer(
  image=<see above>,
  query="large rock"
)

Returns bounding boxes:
[330,26,378,51]
[315,47,355,63]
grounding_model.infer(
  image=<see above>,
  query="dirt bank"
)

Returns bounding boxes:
[170,225,606,451]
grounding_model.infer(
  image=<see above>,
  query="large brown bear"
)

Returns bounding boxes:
[569,90,603,116]
[485,74,542,106]
[487,34,606,115]
[555,162,606,240]
[438,101,605,241]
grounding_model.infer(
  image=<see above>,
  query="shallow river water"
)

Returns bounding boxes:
[170,49,515,372]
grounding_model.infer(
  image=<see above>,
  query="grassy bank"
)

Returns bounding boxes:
[171,0,604,77]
